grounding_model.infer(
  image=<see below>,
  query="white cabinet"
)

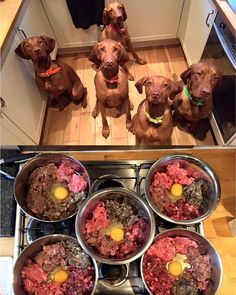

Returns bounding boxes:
[178,0,217,65]
[41,0,184,48]
[15,0,58,59]
[1,32,46,144]
[0,113,35,145]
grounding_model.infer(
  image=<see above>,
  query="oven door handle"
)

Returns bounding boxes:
[213,22,236,70]
[206,10,214,27]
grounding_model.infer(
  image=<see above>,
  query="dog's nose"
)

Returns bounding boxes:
[151,92,160,98]
[105,60,115,67]
[201,89,211,97]
[34,49,40,55]
[117,14,123,21]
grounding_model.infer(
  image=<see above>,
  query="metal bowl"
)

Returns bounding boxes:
[14,153,91,222]
[145,154,221,225]
[75,187,156,265]
[13,234,98,295]
[141,229,222,295]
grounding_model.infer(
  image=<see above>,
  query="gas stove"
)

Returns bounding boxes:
[14,160,204,295]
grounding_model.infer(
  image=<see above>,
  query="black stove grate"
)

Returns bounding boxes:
[15,161,203,295]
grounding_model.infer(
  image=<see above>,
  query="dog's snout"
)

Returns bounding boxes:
[201,88,211,97]
[151,91,160,98]
[117,14,123,21]
[105,57,115,67]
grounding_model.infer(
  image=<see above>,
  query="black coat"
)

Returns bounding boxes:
[66,0,105,29]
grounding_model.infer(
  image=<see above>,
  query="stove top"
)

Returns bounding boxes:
[14,160,204,295]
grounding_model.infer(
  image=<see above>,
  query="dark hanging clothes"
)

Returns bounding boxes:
[66,0,105,29]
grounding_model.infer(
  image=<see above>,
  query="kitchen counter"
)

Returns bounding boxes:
[0,0,24,50]
[0,147,235,294]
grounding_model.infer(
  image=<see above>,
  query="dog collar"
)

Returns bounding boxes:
[184,86,205,106]
[37,65,61,78]
[109,23,127,34]
[145,109,167,125]
[104,75,119,84]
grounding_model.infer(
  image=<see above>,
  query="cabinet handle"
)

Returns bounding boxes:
[205,10,214,27]
[0,97,6,108]
[16,27,28,39]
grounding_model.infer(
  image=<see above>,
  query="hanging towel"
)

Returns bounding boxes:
[66,0,105,29]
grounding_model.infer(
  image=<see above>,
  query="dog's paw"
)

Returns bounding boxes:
[126,121,133,131]
[128,73,135,81]
[102,127,110,138]
[137,58,147,65]
[92,108,99,118]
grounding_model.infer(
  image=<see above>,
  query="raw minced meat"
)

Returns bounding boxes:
[143,236,211,295]
[21,241,95,295]
[84,199,149,259]
[26,162,88,221]
[149,160,210,220]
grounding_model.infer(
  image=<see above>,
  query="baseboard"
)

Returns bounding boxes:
[57,38,180,57]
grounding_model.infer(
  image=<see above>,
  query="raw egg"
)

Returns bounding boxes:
[171,183,183,197]
[54,186,69,200]
[52,268,69,283]
[166,253,191,277]
[110,227,124,242]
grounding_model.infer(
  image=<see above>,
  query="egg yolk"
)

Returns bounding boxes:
[52,269,69,283]
[110,227,124,242]
[168,261,183,276]
[54,187,68,200]
[170,183,183,197]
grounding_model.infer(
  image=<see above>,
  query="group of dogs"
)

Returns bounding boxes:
[15,2,222,144]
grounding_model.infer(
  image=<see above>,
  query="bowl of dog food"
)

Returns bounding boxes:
[141,229,222,295]
[75,187,156,265]
[14,153,90,222]
[13,235,98,295]
[145,154,220,225]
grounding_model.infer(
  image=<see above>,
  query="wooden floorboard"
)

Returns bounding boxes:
[41,45,215,146]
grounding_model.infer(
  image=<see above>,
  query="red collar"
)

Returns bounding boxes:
[104,75,119,84]
[109,23,127,34]
[37,65,61,78]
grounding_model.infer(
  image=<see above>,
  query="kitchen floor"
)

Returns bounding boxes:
[41,44,215,145]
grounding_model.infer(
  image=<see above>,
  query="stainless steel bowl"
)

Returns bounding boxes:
[13,234,98,295]
[141,229,223,295]
[14,153,91,222]
[75,187,156,265]
[145,154,221,225]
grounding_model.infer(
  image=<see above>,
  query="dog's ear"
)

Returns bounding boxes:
[169,80,183,99]
[118,43,129,66]
[180,65,193,84]
[102,8,110,25]
[88,43,101,69]
[121,4,127,21]
[135,76,149,94]
[40,35,55,54]
[15,41,31,60]
[214,68,223,88]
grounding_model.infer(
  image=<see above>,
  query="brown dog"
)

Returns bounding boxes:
[15,35,87,111]
[172,63,222,123]
[89,39,132,139]
[130,75,182,145]
[99,2,146,81]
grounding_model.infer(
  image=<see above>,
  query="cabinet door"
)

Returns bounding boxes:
[15,0,58,59]
[1,33,46,144]
[0,113,35,145]
[41,0,184,48]
[178,0,217,65]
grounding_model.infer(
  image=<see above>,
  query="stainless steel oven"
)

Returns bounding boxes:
[201,11,236,145]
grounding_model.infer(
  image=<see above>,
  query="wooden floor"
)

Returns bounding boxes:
[41,45,215,146]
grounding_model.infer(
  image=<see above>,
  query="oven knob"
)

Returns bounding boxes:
[219,22,225,30]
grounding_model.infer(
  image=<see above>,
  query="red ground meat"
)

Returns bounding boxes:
[164,199,201,220]
[85,202,109,234]
[56,162,74,183]
[143,236,211,295]
[152,172,173,190]
[63,266,95,295]
[68,174,87,193]
[21,260,48,285]
[34,282,65,295]
[166,162,194,185]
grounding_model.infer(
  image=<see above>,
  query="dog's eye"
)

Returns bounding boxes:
[100,47,105,52]
[118,5,123,9]
[195,72,202,76]
[146,81,152,87]
[38,40,43,44]
[113,47,118,52]
[163,82,169,88]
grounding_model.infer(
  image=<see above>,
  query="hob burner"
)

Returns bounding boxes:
[26,218,76,243]
[91,174,126,192]
[99,263,129,287]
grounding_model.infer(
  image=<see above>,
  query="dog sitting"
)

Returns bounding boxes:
[88,39,132,139]
[99,1,146,81]
[15,35,87,111]
[130,75,182,145]
[171,63,222,132]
